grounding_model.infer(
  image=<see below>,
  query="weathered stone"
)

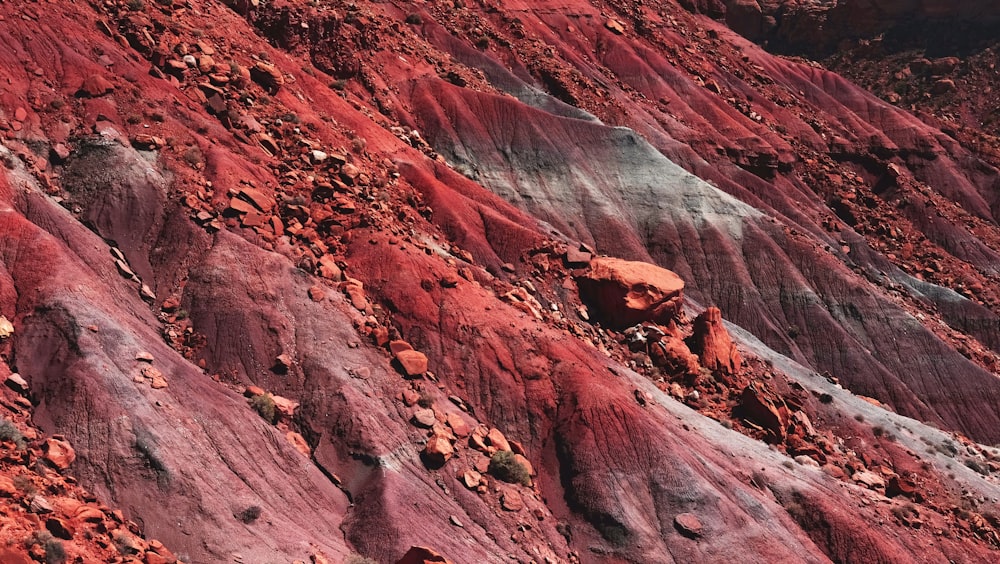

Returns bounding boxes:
[0,316,12,338]
[287,431,311,457]
[43,438,76,470]
[396,546,454,564]
[396,349,429,377]
[5,373,28,393]
[486,428,511,452]
[649,334,701,376]
[564,247,592,267]
[401,388,421,406]
[271,395,299,417]
[142,365,168,389]
[390,340,415,355]
[276,354,293,369]
[422,434,454,469]
[446,413,470,438]
[318,255,341,280]
[853,470,886,490]
[30,495,54,514]
[576,258,684,328]
[0,475,16,496]
[737,384,787,442]
[500,489,524,511]
[605,19,626,35]
[74,507,106,523]
[411,408,437,428]
[45,517,74,540]
[674,513,703,538]
[689,307,741,376]
[513,454,534,478]
[460,469,482,489]
[251,61,284,92]
[79,75,115,97]
[308,285,326,302]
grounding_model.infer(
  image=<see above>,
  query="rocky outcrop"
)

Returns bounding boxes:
[1,0,1000,562]
[576,258,685,329]
[689,307,741,376]
[725,0,1000,55]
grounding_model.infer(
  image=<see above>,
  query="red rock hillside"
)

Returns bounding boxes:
[1,0,1000,562]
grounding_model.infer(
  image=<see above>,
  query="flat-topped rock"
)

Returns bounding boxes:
[576,257,684,328]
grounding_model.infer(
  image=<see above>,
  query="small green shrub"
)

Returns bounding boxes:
[13,474,35,495]
[44,538,66,564]
[965,458,990,476]
[416,391,434,408]
[405,13,423,25]
[26,532,65,564]
[0,418,26,450]
[488,450,530,486]
[236,505,262,524]
[250,394,277,424]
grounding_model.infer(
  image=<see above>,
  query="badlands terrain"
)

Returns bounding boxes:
[1,0,1000,562]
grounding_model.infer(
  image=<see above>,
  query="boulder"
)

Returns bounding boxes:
[725,0,766,40]
[576,258,684,328]
[396,349,429,377]
[250,61,284,93]
[486,428,511,452]
[689,307,741,376]
[650,334,701,377]
[79,74,115,97]
[460,469,482,489]
[421,434,454,469]
[396,546,454,564]
[0,315,13,338]
[43,438,76,470]
[853,471,886,490]
[446,413,470,437]
[674,512,703,538]
[500,489,523,511]
[5,373,28,393]
[45,517,74,540]
[411,409,437,428]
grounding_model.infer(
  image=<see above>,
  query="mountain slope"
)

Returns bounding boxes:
[0,0,999,562]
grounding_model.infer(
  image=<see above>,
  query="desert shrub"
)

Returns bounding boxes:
[0,418,26,450]
[345,555,378,564]
[250,394,277,424]
[936,440,959,457]
[965,458,990,476]
[44,538,66,564]
[488,450,530,486]
[182,146,204,168]
[405,13,423,25]
[236,505,262,524]
[13,474,35,495]
[26,532,65,564]
[417,391,434,408]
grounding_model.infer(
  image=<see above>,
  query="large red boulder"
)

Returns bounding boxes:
[576,258,684,329]
[396,546,454,564]
[689,307,741,376]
